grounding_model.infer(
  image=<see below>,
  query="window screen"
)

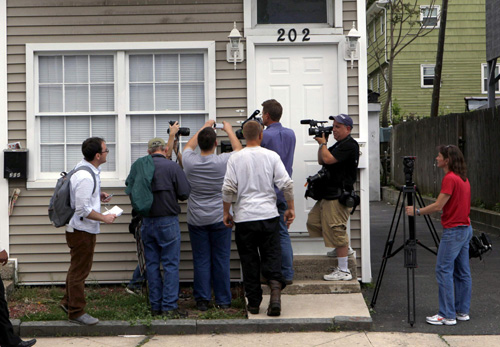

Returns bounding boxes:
[257,0,327,24]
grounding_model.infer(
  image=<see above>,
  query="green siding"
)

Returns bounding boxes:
[367,0,491,120]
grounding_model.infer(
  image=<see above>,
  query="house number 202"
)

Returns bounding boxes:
[277,28,311,42]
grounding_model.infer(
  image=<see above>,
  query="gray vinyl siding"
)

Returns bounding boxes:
[7,0,245,284]
[7,0,364,283]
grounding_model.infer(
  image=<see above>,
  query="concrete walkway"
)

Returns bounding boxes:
[28,332,500,346]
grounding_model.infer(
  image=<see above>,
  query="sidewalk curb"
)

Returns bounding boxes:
[14,316,372,337]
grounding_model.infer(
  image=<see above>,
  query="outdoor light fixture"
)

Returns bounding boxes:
[227,22,244,70]
[345,21,361,69]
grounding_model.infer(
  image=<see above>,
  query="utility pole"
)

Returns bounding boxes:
[430,0,448,117]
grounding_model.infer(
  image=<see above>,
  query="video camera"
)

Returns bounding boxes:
[403,156,416,185]
[235,110,262,140]
[300,119,333,140]
[167,120,190,136]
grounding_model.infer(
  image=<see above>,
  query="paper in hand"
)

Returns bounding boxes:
[103,205,123,217]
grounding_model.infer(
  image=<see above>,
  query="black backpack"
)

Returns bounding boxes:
[48,166,96,228]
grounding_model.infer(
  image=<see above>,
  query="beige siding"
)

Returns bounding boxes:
[7,0,365,283]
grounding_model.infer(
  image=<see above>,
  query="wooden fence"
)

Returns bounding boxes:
[391,106,500,208]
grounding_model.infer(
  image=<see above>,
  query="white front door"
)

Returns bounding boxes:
[255,44,339,233]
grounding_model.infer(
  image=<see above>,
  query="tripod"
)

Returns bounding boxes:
[370,158,440,326]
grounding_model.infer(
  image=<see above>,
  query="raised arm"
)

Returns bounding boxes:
[184,119,216,151]
[166,121,180,159]
[222,121,243,152]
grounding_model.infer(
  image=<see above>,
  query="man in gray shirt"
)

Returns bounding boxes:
[182,119,242,311]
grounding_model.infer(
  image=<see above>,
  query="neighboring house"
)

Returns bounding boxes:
[0,0,371,284]
[367,0,498,120]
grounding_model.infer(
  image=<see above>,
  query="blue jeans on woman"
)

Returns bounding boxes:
[141,215,181,312]
[188,221,232,306]
[436,224,473,319]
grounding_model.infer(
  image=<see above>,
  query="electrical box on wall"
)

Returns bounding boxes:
[4,149,28,179]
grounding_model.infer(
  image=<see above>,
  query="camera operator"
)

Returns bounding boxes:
[260,99,296,285]
[406,145,472,326]
[306,114,359,281]
[182,119,242,311]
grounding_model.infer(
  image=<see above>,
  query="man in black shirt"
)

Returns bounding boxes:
[306,114,359,281]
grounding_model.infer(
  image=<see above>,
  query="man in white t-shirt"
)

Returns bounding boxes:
[222,120,295,317]
[183,120,242,311]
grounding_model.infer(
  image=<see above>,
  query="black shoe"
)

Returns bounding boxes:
[285,279,293,285]
[163,309,188,319]
[247,305,260,314]
[59,304,68,314]
[217,303,231,309]
[151,309,162,316]
[267,302,281,317]
[196,300,209,311]
[17,339,37,347]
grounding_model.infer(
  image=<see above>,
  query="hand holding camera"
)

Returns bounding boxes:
[167,120,190,136]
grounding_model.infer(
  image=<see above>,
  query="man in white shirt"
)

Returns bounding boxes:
[0,246,37,346]
[60,137,117,326]
[222,121,295,317]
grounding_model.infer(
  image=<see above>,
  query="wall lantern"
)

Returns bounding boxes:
[345,21,361,69]
[226,22,244,70]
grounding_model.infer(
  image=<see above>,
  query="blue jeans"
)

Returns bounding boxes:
[188,222,232,305]
[277,200,294,281]
[436,224,473,319]
[141,215,181,312]
[128,264,146,289]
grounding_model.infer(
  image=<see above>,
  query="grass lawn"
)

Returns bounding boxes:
[8,284,247,322]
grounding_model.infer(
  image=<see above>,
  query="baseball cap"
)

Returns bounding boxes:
[329,114,354,128]
[148,137,166,150]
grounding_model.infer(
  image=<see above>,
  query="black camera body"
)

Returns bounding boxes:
[403,156,416,185]
[301,119,333,139]
[235,110,262,140]
[167,120,190,136]
[304,168,328,200]
[469,232,492,259]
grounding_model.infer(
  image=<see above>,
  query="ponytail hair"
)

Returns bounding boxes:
[438,145,467,181]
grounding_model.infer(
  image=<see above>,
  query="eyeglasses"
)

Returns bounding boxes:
[101,149,110,154]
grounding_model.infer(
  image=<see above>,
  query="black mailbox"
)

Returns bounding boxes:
[4,149,28,179]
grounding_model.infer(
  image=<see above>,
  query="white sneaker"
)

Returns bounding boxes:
[323,267,352,281]
[426,314,456,326]
[69,313,99,325]
[327,247,355,257]
[456,312,470,321]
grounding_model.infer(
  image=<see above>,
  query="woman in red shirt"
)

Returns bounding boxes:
[406,145,472,326]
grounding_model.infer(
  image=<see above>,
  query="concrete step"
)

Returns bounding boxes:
[293,254,357,280]
[263,279,360,295]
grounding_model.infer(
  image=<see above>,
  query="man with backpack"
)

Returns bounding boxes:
[60,137,117,325]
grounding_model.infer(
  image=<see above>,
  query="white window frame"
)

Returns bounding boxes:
[420,64,435,88]
[244,0,343,36]
[383,68,388,92]
[373,20,377,42]
[380,14,385,35]
[481,63,500,94]
[420,5,440,29]
[26,42,216,188]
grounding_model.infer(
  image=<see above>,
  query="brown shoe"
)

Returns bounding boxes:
[267,280,281,316]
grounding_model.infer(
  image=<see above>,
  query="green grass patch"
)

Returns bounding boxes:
[8,284,246,322]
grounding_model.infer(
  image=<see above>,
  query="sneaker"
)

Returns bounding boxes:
[217,303,231,309]
[196,300,209,311]
[125,286,142,295]
[327,247,355,257]
[456,312,470,321]
[426,314,457,325]
[163,309,188,319]
[69,313,99,325]
[323,267,352,281]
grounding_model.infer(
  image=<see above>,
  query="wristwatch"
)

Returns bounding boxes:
[319,143,327,148]
[416,208,421,216]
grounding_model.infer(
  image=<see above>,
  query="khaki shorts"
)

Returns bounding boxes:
[307,199,349,248]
